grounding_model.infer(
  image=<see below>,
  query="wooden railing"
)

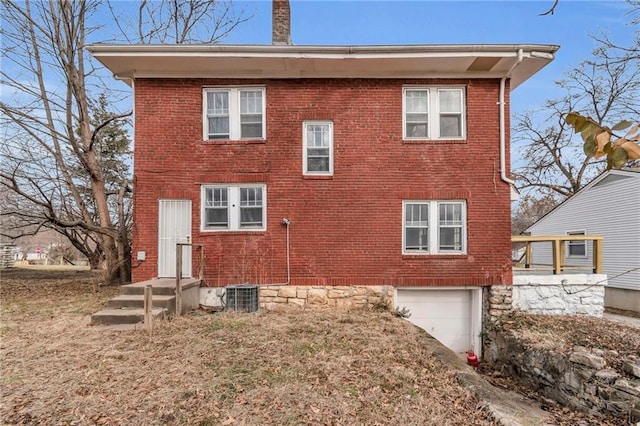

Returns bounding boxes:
[175,243,204,316]
[512,234,603,275]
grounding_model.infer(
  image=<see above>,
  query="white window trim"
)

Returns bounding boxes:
[201,184,267,232]
[203,86,266,141]
[402,86,466,140]
[303,120,334,176]
[566,229,587,258]
[402,200,467,255]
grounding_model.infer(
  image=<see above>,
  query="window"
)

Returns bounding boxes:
[403,201,466,254]
[303,121,333,175]
[567,230,587,257]
[202,185,266,231]
[203,87,265,140]
[403,87,465,140]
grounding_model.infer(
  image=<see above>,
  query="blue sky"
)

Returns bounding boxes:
[220,0,636,115]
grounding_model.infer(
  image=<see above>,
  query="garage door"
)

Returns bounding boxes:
[396,289,474,354]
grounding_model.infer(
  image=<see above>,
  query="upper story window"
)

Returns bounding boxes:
[203,87,265,141]
[403,87,465,140]
[202,184,266,231]
[403,200,466,254]
[303,121,333,175]
[566,230,587,257]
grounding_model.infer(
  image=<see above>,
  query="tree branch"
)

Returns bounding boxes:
[539,0,559,16]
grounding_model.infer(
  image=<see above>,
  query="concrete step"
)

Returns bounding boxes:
[121,278,200,296]
[91,307,167,326]
[122,282,175,296]
[107,294,176,313]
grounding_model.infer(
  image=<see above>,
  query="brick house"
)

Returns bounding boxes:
[88,2,557,353]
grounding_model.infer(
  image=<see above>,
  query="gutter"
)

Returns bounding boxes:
[86,43,560,56]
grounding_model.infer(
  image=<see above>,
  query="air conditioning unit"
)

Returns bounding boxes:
[225,285,259,313]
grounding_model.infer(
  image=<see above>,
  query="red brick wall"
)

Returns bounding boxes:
[132,78,513,286]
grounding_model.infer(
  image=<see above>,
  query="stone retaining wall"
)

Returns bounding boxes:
[259,285,394,311]
[485,285,513,322]
[513,274,606,317]
[485,330,640,422]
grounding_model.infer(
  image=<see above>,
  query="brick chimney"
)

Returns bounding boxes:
[272,0,291,45]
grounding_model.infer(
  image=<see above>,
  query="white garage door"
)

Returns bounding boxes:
[396,289,477,354]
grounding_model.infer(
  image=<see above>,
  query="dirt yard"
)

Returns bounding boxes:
[1,268,495,425]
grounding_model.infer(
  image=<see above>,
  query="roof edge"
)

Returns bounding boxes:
[87,43,560,55]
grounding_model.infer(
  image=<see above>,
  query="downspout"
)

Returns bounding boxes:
[499,49,523,188]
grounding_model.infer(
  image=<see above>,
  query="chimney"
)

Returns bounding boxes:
[272,0,291,45]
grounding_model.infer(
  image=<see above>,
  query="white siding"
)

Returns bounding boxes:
[527,172,640,291]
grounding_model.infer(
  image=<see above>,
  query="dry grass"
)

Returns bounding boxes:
[1,268,495,425]
[498,312,640,368]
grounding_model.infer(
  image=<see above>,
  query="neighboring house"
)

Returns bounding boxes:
[526,169,640,314]
[88,1,557,353]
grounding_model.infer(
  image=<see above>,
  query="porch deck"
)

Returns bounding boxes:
[512,234,603,275]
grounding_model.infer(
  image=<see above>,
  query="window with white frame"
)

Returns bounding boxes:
[403,200,466,254]
[203,87,265,140]
[303,121,333,175]
[202,185,266,231]
[403,87,465,140]
[566,230,587,257]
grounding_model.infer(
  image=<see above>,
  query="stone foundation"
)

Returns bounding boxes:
[485,285,513,322]
[513,274,606,317]
[486,330,640,422]
[258,285,394,311]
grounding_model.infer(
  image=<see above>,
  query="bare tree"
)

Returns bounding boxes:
[592,1,640,61]
[539,0,560,16]
[0,0,250,283]
[106,0,251,44]
[1,0,132,283]
[513,39,640,199]
[511,194,559,236]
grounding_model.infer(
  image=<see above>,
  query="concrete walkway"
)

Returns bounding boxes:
[604,312,640,328]
[416,332,553,426]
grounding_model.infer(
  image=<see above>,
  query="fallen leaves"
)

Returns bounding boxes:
[497,311,640,361]
[2,268,494,425]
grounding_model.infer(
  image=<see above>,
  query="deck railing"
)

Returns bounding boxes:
[175,243,204,316]
[512,234,603,275]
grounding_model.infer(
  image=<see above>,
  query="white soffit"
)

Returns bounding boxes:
[87,44,559,89]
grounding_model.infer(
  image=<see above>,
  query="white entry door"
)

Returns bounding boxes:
[158,199,192,278]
